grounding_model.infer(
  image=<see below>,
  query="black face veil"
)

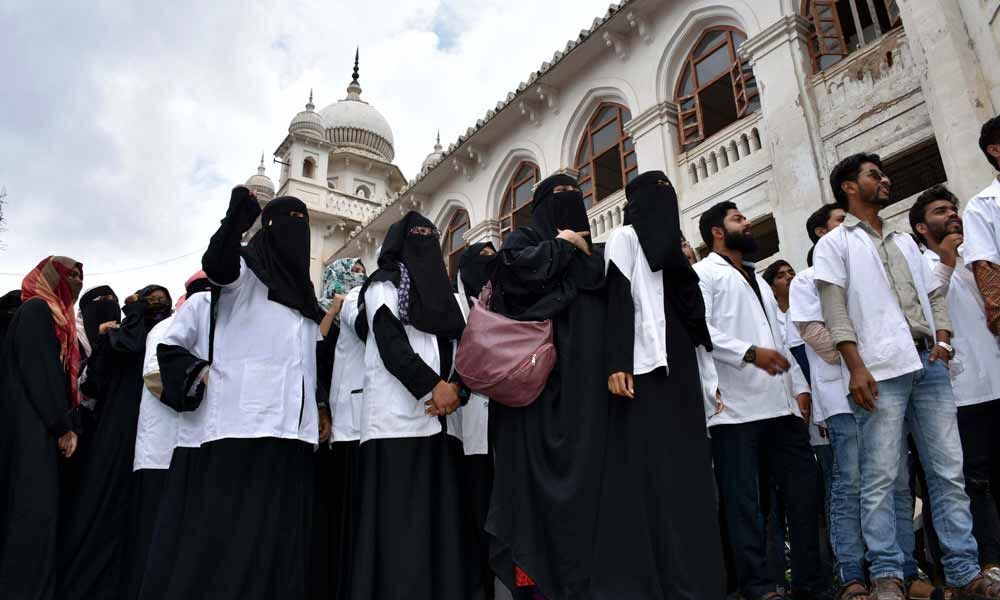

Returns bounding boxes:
[369,211,465,339]
[79,285,120,347]
[458,242,498,300]
[529,174,591,242]
[624,171,712,350]
[242,196,324,323]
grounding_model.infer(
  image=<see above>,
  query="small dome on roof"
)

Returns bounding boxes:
[420,131,445,173]
[245,154,275,201]
[317,49,395,161]
[289,90,324,139]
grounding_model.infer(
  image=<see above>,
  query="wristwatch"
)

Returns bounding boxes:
[743,345,758,364]
[936,341,955,358]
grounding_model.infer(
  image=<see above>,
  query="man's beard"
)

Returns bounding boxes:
[724,230,758,254]
[927,220,963,245]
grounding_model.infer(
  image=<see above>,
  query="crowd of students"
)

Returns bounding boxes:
[1,116,1000,600]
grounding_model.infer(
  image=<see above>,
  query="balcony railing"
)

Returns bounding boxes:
[677,112,766,187]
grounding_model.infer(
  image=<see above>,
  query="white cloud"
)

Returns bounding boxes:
[0,0,615,301]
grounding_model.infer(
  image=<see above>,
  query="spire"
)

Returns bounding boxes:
[258,153,266,175]
[306,88,314,111]
[346,47,363,100]
[434,130,442,152]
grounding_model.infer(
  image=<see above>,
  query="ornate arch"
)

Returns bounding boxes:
[655,2,759,106]
[559,83,638,169]
[485,147,544,224]
[441,208,470,280]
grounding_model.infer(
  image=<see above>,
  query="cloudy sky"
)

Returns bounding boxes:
[0,0,616,301]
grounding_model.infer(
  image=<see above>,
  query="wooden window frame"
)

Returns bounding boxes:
[442,209,470,279]
[802,0,903,74]
[573,103,636,208]
[499,161,540,241]
[674,27,759,151]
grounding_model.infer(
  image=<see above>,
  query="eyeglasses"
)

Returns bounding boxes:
[408,226,440,238]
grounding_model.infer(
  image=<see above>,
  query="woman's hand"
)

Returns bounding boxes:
[98,321,120,334]
[608,372,634,398]
[426,381,460,416]
[556,229,591,256]
[58,431,78,458]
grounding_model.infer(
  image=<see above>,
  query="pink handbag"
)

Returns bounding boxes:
[455,283,557,408]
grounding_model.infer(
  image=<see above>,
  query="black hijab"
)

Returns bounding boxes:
[458,242,498,300]
[624,171,712,350]
[137,284,173,329]
[242,196,324,323]
[79,285,120,348]
[528,173,591,243]
[366,211,465,339]
[1,289,21,342]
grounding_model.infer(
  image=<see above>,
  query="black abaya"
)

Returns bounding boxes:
[319,440,360,600]
[59,300,152,600]
[138,437,315,600]
[125,469,166,600]
[589,263,725,600]
[486,229,609,600]
[0,298,75,600]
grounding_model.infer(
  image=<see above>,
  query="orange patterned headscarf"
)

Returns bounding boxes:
[21,256,83,407]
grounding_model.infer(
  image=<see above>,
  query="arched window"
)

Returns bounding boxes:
[802,0,902,73]
[675,27,759,151]
[442,209,470,280]
[302,157,316,179]
[499,162,540,240]
[574,103,636,208]
[355,184,371,199]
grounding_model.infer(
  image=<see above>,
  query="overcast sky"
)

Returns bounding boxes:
[0,0,616,302]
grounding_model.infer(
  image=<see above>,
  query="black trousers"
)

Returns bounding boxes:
[957,400,1000,566]
[711,415,825,598]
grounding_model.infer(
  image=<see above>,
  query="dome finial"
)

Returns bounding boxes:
[259,153,266,174]
[347,47,363,100]
[306,88,315,111]
[434,130,442,151]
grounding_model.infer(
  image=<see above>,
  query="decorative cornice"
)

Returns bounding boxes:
[738,14,812,65]
[625,101,677,139]
[465,219,501,244]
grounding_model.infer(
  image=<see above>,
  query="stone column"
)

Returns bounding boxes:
[898,0,997,202]
[957,0,1000,117]
[740,14,829,270]
[624,100,679,187]
[465,219,502,250]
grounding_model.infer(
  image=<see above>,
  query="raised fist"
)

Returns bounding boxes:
[227,185,262,233]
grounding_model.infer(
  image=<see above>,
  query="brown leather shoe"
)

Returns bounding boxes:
[871,578,906,600]
[906,577,942,600]
[838,581,871,600]
[956,574,1000,599]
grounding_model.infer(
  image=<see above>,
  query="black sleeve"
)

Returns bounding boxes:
[107,300,149,354]
[13,301,75,435]
[156,343,209,412]
[372,305,442,400]
[498,238,578,295]
[315,330,338,409]
[202,187,262,285]
[605,262,635,377]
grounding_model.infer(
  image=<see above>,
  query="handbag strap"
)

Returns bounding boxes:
[207,285,220,364]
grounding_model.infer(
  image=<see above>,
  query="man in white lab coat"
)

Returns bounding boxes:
[910,185,1000,578]
[815,153,998,600]
[694,200,826,600]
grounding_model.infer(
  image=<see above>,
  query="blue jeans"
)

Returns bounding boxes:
[853,350,980,586]
[827,414,918,584]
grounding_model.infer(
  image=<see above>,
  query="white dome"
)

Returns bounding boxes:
[288,92,324,139]
[245,156,275,201]
[420,132,444,172]
[318,63,395,162]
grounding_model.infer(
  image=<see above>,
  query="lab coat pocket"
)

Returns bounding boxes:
[239,360,286,414]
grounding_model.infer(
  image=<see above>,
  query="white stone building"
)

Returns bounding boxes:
[252,0,1000,286]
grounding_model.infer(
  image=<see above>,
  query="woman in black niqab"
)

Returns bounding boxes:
[458,242,498,302]
[350,210,476,600]
[242,196,324,323]
[60,285,173,600]
[592,171,724,599]
[486,174,610,600]
[0,289,21,346]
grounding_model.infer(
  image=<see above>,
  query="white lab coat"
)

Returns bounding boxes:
[329,287,365,442]
[925,249,1000,407]
[360,280,462,443]
[694,252,810,427]
[813,221,940,383]
[133,315,178,471]
[788,267,851,424]
[961,178,1000,268]
[176,258,320,448]
[454,286,488,457]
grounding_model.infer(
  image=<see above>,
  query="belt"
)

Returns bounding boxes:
[914,337,934,352]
